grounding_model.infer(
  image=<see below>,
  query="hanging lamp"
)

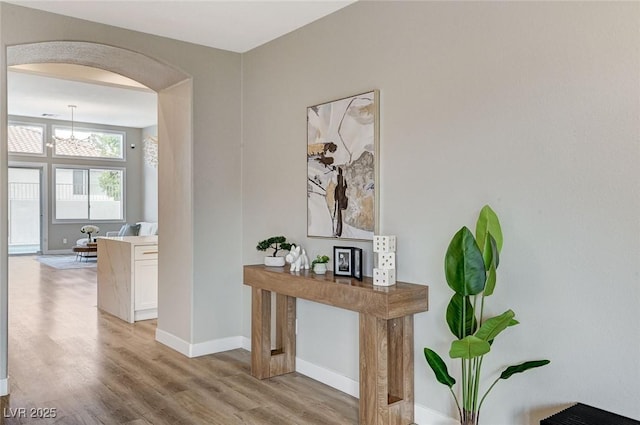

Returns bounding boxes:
[47,105,92,148]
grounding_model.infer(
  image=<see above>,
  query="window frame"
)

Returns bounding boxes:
[7,121,47,157]
[51,125,126,161]
[52,164,126,224]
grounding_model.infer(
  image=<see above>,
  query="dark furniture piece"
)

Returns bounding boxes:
[72,242,97,261]
[542,403,640,425]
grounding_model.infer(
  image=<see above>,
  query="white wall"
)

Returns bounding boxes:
[242,2,640,424]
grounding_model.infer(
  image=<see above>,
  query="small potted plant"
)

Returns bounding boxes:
[80,225,100,243]
[256,236,293,267]
[311,255,330,274]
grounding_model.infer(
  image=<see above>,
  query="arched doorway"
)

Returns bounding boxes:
[1,41,194,395]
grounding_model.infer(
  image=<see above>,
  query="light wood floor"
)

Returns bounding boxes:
[1,256,358,424]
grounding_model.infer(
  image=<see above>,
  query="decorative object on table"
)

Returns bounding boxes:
[352,248,363,280]
[307,90,379,241]
[80,224,100,242]
[423,205,549,425]
[285,245,310,272]
[311,255,330,274]
[333,246,352,276]
[333,246,362,278]
[373,235,396,286]
[256,236,293,267]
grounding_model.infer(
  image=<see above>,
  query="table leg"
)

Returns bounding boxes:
[251,288,296,379]
[359,314,414,425]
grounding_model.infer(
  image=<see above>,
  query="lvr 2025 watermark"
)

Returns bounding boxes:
[3,408,57,418]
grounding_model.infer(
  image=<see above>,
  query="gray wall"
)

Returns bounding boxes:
[9,115,144,251]
[242,2,640,424]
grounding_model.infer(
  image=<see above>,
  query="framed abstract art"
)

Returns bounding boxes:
[307,90,379,240]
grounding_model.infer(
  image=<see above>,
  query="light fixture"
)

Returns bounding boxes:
[47,105,92,149]
[143,135,158,168]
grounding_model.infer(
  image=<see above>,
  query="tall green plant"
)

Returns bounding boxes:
[424,205,549,425]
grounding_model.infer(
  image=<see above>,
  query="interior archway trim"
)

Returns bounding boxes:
[7,41,188,91]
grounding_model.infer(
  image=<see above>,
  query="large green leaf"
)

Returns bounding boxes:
[475,310,515,342]
[424,348,456,388]
[479,234,499,271]
[499,360,550,380]
[446,294,477,339]
[484,262,497,296]
[476,205,503,261]
[449,335,491,359]
[445,227,486,296]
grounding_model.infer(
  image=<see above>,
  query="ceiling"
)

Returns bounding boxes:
[9,64,158,128]
[6,1,354,129]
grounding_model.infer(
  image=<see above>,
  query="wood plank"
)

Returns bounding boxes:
[270,295,296,376]
[251,287,271,379]
[244,265,428,320]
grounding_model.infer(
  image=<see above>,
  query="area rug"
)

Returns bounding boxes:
[36,255,97,269]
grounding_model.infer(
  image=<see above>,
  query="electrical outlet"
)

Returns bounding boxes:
[63,238,67,244]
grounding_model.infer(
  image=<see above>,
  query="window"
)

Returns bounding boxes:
[52,127,125,160]
[54,167,124,221]
[72,170,86,195]
[8,122,45,155]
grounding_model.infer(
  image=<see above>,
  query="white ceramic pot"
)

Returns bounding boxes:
[264,256,285,267]
[313,263,327,274]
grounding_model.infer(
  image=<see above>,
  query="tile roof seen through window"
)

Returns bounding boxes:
[9,123,109,157]
[8,124,43,154]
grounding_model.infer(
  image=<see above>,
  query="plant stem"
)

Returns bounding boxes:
[473,356,484,414]
[478,376,501,415]
[448,387,462,422]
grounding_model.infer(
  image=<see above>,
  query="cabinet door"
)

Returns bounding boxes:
[134,259,158,311]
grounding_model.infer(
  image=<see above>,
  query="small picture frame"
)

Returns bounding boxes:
[334,246,353,276]
[333,246,363,280]
[352,248,363,281]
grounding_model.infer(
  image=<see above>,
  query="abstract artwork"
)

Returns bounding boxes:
[307,90,379,240]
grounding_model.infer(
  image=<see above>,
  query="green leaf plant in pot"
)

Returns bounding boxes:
[424,205,549,425]
[256,236,293,267]
[311,255,330,274]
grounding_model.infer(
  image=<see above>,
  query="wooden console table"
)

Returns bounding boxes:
[243,265,429,425]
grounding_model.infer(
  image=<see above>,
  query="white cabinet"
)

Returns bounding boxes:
[97,236,159,323]
[133,248,158,321]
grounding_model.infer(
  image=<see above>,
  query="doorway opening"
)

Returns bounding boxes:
[2,40,194,396]
[8,166,43,255]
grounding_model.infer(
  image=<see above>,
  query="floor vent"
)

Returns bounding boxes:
[541,403,640,425]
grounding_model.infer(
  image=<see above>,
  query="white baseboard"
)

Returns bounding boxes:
[164,336,456,425]
[414,404,458,425]
[0,377,8,396]
[296,356,360,398]
[155,329,244,358]
[190,336,244,357]
[155,328,191,356]
[241,336,251,351]
[43,249,73,255]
